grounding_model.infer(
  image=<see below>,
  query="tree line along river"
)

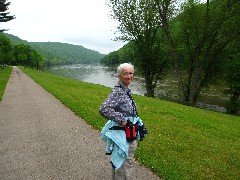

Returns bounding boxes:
[44,64,228,113]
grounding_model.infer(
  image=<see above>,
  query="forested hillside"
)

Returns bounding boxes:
[4,33,105,66]
[30,42,105,65]
[4,33,29,45]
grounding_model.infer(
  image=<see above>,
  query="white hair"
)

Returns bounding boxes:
[117,63,134,75]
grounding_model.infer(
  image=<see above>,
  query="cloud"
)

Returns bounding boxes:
[2,0,126,54]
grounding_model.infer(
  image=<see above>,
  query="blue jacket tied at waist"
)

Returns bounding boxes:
[100,117,143,169]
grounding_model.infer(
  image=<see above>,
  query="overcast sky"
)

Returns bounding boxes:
[2,0,126,54]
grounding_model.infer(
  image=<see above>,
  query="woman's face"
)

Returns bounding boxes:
[119,66,134,87]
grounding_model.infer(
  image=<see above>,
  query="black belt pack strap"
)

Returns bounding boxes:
[109,126,125,131]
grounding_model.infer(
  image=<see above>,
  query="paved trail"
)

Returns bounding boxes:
[0,67,160,180]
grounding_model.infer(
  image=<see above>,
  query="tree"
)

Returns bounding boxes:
[13,44,45,69]
[223,34,240,114]
[108,0,170,97]
[30,49,45,70]
[225,56,240,114]
[0,32,13,65]
[100,41,136,66]
[154,0,186,101]
[0,0,15,32]
[165,0,240,105]
[100,50,120,66]
[222,0,240,114]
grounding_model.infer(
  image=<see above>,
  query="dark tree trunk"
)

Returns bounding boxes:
[145,78,155,97]
[143,66,155,97]
[188,65,202,105]
[156,0,186,102]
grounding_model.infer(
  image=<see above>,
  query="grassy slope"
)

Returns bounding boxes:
[21,67,240,180]
[0,66,12,101]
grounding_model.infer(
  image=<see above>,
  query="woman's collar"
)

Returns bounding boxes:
[118,81,128,91]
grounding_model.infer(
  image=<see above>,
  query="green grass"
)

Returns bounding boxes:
[21,67,240,180]
[0,66,12,101]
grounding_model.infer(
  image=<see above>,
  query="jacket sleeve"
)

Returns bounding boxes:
[99,88,126,125]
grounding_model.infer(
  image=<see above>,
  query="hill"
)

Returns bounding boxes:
[4,33,105,65]
[3,33,29,45]
[30,42,105,65]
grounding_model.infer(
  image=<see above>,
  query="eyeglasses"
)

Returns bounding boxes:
[122,72,134,76]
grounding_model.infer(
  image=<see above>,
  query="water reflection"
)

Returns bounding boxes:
[45,64,228,113]
[48,64,146,95]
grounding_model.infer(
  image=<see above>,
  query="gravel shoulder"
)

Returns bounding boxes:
[0,66,160,180]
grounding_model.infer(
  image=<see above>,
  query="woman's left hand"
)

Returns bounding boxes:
[120,121,127,127]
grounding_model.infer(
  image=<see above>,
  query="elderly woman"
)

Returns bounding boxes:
[99,63,147,180]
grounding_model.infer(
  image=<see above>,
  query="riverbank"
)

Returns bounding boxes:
[20,67,240,179]
[44,64,229,113]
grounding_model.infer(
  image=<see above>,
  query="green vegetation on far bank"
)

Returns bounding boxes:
[4,33,105,67]
[0,66,12,101]
[20,67,240,180]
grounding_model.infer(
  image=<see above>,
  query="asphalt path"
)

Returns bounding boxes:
[0,67,160,180]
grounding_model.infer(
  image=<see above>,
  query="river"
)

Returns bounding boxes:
[44,64,228,113]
